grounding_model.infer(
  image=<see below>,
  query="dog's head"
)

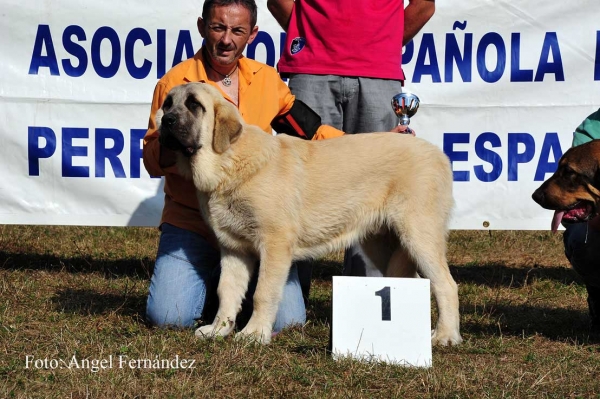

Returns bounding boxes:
[532,140,600,226]
[156,82,243,157]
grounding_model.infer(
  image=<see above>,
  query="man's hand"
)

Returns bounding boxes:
[391,125,416,136]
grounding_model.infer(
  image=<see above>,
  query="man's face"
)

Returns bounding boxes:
[198,4,259,67]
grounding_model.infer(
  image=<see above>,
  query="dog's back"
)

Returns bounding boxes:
[238,132,454,260]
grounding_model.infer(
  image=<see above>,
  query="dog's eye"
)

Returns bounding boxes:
[561,167,587,190]
[561,166,574,176]
[162,96,173,110]
[186,96,204,112]
[565,168,581,182]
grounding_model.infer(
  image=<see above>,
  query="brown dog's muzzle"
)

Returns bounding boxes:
[531,185,548,208]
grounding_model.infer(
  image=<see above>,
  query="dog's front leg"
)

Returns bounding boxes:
[195,249,255,340]
[236,244,293,344]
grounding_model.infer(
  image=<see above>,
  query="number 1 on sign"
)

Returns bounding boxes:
[375,286,391,321]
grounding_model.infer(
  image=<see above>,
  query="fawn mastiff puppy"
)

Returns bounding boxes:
[156,82,462,346]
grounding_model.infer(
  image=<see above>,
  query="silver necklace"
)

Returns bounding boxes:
[205,58,238,87]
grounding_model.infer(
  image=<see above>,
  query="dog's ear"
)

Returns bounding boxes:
[155,108,164,130]
[213,100,243,154]
[584,141,600,189]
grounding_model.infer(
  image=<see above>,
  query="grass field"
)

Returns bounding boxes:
[1,225,599,398]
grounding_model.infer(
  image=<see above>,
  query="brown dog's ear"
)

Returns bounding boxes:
[213,100,243,154]
[590,145,600,198]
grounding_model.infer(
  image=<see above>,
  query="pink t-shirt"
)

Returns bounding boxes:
[277,0,405,81]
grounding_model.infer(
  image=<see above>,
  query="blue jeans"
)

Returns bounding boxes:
[288,74,404,277]
[146,223,306,333]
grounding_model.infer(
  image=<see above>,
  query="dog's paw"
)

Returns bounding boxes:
[235,325,272,345]
[194,318,235,339]
[431,329,463,346]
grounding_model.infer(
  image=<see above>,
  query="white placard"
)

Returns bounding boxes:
[331,276,432,367]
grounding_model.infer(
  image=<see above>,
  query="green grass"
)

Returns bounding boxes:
[1,225,599,398]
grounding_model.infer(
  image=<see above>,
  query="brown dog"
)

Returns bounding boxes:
[532,140,600,231]
[156,82,462,346]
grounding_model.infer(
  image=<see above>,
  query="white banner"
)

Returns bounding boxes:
[1,0,599,229]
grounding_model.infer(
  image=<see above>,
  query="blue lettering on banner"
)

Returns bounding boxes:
[62,128,89,177]
[28,127,565,182]
[507,133,535,181]
[29,25,273,79]
[157,29,167,79]
[28,126,148,178]
[534,133,563,181]
[444,32,472,82]
[28,127,57,175]
[28,22,574,82]
[536,33,564,81]
[91,27,121,79]
[404,21,565,83]
[477,32,505,83]
[29,25,60,75]
[29,25,200,79]
[413,34,442,83]
[130,129,147,178]
[510,33,533,82]
[443,132,563,182]
[474,132,503,182]
[62,25,88,77]
[443,133,470,181]
[172,30,195,68]
[95,128,125,178]
[125,28,152,79]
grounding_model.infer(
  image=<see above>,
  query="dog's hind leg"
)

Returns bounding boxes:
[236,242,294,344]
[195,248,255,340]
[391,218,462,346]
[385,245,418,278]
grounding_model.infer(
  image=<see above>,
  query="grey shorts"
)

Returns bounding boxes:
[288,74,404,134]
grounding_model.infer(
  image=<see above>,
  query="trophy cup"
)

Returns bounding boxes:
[391,91,420,133]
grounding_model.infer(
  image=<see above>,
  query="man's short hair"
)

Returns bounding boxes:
[202,0,258,28]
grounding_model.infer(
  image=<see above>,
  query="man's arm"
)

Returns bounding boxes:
[267,0,295,31]
[270,74,344,140]
[403,0,435,46]
[271,99,344,140]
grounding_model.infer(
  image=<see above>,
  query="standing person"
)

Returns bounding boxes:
[267,0,435,277]
[143,0,344,332]
[556,108,600,333]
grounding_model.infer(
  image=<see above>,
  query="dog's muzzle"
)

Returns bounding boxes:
[159,114,200,157]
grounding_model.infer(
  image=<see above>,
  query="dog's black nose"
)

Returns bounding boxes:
[532,189,544,205]
[162,113,177,126]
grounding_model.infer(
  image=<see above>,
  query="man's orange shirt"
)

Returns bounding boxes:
[143,49,343,240]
